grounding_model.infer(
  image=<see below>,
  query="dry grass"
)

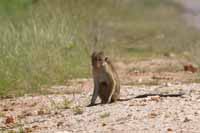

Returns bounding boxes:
[73,106,84,115]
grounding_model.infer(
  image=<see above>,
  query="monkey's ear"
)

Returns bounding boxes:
[105,56,109,61]
[91,51,97,57]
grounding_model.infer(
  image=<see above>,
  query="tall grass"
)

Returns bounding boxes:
[0,0,200,96]
[0,0,125,95]
[0,0,92,95]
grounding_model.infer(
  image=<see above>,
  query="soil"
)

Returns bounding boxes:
[0,57,200,133]
[1,1,200,132]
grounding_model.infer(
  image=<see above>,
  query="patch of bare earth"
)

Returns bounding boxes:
[0,58,200,132]
[116,57,199,86]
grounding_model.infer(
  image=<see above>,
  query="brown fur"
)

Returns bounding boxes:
[88,51,120,106]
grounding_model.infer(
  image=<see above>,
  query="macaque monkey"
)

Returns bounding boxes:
[88,51,120,106]
[88,51,184,107]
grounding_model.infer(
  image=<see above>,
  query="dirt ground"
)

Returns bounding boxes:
[1,1,200,132]
[0,57,200,133]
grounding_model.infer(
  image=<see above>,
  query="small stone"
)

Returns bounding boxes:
[54,111,59,115]
[57,121,64,127]
[167,128,173,131]
[25,127,32,133]
[194,112,198,116]
[3,108,9,111]
[148,113,157,118]
[183,117,191,122]
[5,116,15,124]
[37,110,45,115]
[102,123,106,126]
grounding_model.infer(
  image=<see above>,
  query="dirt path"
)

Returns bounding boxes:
[176,0,200,29]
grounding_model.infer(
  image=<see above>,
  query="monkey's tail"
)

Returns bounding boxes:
[118,93,184,101]
[134,93,185,98]
[117,98,134,101]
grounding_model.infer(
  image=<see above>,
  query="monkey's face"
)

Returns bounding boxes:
[91,52,107,69]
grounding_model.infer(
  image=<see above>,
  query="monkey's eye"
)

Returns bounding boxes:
[97,58,102,61]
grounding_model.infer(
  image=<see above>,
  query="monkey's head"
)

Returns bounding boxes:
[91,51,108,69]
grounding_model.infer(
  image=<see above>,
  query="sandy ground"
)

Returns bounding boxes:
[0,57,200,133]
[1,1,200,132]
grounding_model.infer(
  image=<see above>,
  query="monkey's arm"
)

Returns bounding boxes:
[89,79,99,106]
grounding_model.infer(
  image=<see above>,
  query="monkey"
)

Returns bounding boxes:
[87,51,185,107]
[88,51,120,106]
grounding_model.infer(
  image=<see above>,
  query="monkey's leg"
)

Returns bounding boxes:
[107,80,116,103]
[111,93,118,102]
[111,83,120,103]
[98,82,109,104]
[101,100,107,104]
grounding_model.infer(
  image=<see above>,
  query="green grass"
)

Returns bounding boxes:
[0,0,92,96]
[0,0,200,96]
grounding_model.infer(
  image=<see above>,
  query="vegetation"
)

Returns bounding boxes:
[0,0,199,96]
[73,106,84,115]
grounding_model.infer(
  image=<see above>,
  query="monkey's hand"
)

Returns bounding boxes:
[87,103,100,107]
[87,103,95,107]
